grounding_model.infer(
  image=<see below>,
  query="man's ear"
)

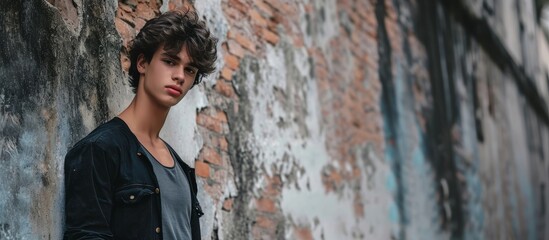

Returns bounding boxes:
[137,54,148,74]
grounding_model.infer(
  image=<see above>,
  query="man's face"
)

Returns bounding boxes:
[136,45,198,109]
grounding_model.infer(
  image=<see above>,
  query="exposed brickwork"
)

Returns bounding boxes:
[311,0,384,224]
[293,225,314,240]
[195,161,210,178]
[109,0,543,239]
[205,0,389,237]
[4,0,549,239]
[196,111,224,134]
[112,0,237,213]
[195,105,231,206]
[114,0,193,73]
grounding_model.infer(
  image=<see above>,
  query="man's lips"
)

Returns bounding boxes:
[166,85,182,96]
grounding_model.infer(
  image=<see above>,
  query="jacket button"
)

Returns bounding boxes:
[129,195,135,200]
[155,188,160,194]
[155,227,161,233]
[137,152,142,156]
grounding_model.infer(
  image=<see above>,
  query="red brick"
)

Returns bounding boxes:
[117,7,134,24]
[267,14,282,30]
[196,113,223,133]
[256,197,276,213]
[227,40,245,58]
[201,146,222,166]
[358,6,372,20]
[114,18,134,48]
[255,215,275,229]
[149,0,161,10]
[354,67,365,82]
[354,197,365,218]
[293,35,304,47]
[214,79,236,98]
[254,0,274,16]
[267,1,292,14]
[134,17,146,31]
[250,9,268,26]
[364,9,377,26]
[211,168,227,184]
[135,2,157,20]
[221,41,229,53]
[120,53,131,72]
[252,227,262,240]
[222,198,233,211]
[304,3,314,13]
[119,3,134,13]
[195,161,210,178]
[168,0,190,11]
[386,0,398,20]
[269,175,282,185]
[315,66,329,80]
[263,175,282,196]
[230,31,256,53]
[261,28,279,45]
[279,2,296,15]
[214,110,228,122]
[219,137,229,152]
[322,167,343,193]
[223,7,244,24]
[229,0,248,13]
[224,54,240,70]
[294,226,313,240]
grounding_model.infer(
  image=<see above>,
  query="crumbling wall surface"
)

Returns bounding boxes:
[0,0,124,239]
[1,0,549,239]
[414,0,549,239]
[203,0,396,239]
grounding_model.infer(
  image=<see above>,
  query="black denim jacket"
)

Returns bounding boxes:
[63,117,203,240]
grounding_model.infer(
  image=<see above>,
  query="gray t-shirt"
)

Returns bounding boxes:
[142,145,192,240]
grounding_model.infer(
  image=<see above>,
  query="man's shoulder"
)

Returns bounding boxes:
[70,117,133,152]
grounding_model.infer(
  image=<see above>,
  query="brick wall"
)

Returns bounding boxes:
[1,0,549,239]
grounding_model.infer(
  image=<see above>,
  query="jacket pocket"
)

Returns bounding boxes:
[114,184,155,204]
[112,184,157,239]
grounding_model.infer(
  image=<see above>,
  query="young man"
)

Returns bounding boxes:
[63,10,217,240]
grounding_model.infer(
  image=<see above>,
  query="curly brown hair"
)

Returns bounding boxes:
[128,10,218,92]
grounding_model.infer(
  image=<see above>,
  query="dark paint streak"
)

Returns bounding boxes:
[415,0,468,237]
[375,1,406,240]
[226,56,261,239]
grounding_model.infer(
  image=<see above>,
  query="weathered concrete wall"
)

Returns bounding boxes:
[1,0,549,239]
[0,0,123,239]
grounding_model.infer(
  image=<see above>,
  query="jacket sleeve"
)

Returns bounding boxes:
[63,141,118,240]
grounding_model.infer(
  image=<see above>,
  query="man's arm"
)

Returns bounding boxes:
[64,141,117,240]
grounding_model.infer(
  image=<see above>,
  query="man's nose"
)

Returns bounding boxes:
[172,67,185,82]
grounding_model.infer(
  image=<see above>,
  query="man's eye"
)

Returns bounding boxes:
[186,68,197,74]
[164,59,175,66]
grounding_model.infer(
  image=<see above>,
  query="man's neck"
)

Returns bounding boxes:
[118,95,170,143]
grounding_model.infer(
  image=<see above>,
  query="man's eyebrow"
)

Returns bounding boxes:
[161,52,181,61]
[161,52,198,69]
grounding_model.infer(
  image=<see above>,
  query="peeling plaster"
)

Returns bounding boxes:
[235,36,391,238]
[2,0,549,239]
